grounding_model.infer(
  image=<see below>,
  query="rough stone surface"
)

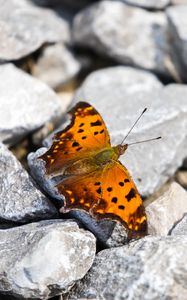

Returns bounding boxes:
[0,143,57,223]
[73,1,169,75]
[0,0,70,61]
[32,43,81,89]
[146,182,187,235]
[171,214,187,235]
[74,67,187,196]
[0,220,96,299]
[167,5,187,81]
[0,64,65,146]
[66,235,187,300]
[115,0,170,9]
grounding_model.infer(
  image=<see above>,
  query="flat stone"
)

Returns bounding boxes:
[32,43,81,89]
[0,64,66,146]
[0,0,70,61]
[114,0,170,9]
[171,214,187,235]
[66,235,187,300]
[73,1,169,75]
[167,5,187,81]
[0,143,57,223]
[0,220,96,299]
[74,67,187,196]
[146,182,187,235]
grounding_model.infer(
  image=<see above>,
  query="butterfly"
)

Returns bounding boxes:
[39,102,147,238]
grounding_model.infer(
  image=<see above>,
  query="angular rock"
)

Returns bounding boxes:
[0,0,70,61]
[0,143,57,223]
[146,182,187,235]
[74,67,187,196]
[171,214,187,235]
[167,5,187,81]
[73,1,169,75]
[32,43,81,89]
[115,0,170,9]
[66,235,187,300]
[0,220,96,299]
[0,64,66,146]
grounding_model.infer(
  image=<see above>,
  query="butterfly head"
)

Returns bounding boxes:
[115,144,128,157]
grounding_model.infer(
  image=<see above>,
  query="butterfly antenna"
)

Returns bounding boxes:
[120,108,147,145]
[128,136,161,146]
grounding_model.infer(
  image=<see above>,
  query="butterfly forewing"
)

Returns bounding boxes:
[39,102,111,175]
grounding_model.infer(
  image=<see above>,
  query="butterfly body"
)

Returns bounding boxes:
[39,102,147,238]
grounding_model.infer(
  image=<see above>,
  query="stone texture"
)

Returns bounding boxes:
[167,5,187,81]
[0,64,66,146]
[171,214,187,235]
[0,142,57,223]
[66,235,187,300]
[146,182,187,235]
[0,0,70,61]
[115,0,170,9]
[0,220,96,299]
[32,43,81,89]
[73,67,187,196]
[73,1,169,75]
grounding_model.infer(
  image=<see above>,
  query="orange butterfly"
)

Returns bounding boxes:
[39,102,147,238]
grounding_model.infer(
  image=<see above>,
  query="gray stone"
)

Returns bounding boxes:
[73,1,169,75]
[167,5,187,81]
[0,219,96,299]
[171,214,187,235]
[32,43,81,89]
[31,0,95,9]
[0,0,70,61]
[66,235,187,300]
[73,67,187,196]
[115,0,170,9]
[0,64,66,146]
[171,0,187,4]
[146,182,187,235]
[0,142,57,223]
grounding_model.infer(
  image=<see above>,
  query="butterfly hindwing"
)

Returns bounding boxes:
[39,102,110,176]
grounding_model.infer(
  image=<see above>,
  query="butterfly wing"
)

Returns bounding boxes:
[57,160,147,236]
[92,161,147,236]
[39,102,111,175]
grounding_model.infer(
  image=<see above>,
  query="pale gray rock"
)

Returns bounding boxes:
[0,220,96,299]
[171,214,187,235]
[115,0,170,9]
[0,0,70,61]
[74,67,187,196]
[66,235,187,300]
[167,5,187,81]
[146,182,187,235]
[73,1,169,75]
[171,0,187,4]
[0,64,66,146]
[33,43,81,89]
[0,143,57,222]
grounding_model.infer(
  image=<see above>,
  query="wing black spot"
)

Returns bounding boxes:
[118,205,125,210]
[94,182,101,186]
[79,123,84,127]
[119,182,124,187]
[64,151,68,154]
[126,188,136,202]
[111,197,118,203]
[100,129,104,134]
[72,142,79,147]
[107,187,112,192]
[82,136,87,140]
[124,179,130,183]
[78,129,84,133]
[94,131,98,135]
[90,120,102,127]
[96,187,102,194]
[76,147,83,151]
